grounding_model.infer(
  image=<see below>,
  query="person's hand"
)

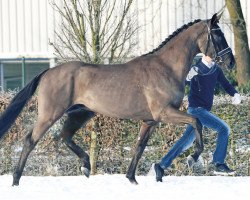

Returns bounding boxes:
[186,67,198,81]
[232,93,241,105]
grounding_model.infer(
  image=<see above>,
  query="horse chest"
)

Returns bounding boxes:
[159,87,184,108]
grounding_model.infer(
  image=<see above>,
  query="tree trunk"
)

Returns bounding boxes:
[52,0,137,175]
[226,0,250,86]
[89,120,99,175]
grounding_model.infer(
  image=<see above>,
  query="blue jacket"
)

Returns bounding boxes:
[187,60,238,111]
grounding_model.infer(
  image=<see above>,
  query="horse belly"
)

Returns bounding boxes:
[79,90,152,120]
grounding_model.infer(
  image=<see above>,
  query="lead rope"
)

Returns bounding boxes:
[192,64,218,92]
[194,76,201,92]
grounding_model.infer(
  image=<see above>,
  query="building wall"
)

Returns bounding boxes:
[0,0,249,58]
[135,0,250,55]
[0,0,58,90]
[0,0,56,58]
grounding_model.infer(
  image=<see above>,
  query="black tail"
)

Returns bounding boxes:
[0,69,49,140]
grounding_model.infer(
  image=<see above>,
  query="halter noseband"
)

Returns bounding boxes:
[204,24,232,64]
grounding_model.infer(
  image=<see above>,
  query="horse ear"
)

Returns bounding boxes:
[210,5,225,27]
[210,13,220,28]
[217,12,223,21]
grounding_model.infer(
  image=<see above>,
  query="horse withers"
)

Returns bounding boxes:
[0,13,235,186]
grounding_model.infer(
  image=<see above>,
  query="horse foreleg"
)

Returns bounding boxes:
[60,108,95,178]
[126,121,157,184]
[159,106,203,162]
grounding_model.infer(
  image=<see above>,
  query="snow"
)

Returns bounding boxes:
[1,174,249,200]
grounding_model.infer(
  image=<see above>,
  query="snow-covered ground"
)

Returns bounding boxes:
[1,174,249,200]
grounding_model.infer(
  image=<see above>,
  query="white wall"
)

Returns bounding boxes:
[0,0,249,59]
[0,0,57,58]
[135,0,250,55]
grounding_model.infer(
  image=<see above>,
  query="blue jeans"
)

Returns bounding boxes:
[159,107,230,169]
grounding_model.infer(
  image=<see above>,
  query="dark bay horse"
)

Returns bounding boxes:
[0,13,235,186]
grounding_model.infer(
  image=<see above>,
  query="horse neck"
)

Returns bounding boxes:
[156,25,204,81]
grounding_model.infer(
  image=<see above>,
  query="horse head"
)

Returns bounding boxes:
[199,12,235,69]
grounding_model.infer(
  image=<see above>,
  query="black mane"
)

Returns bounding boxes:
[143,19,201,56]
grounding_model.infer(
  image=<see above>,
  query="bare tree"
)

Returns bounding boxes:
[225,0,250,87]
[50,0,138,175]
[50,0,137,64]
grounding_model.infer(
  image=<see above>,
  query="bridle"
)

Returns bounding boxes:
[204,24,232,64]
[193,23,233,77]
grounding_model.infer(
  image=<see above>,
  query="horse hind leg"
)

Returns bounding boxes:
[12,110,65,186]
[59,106,95,178]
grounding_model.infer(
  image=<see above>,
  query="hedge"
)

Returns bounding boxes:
[0,91,249,177]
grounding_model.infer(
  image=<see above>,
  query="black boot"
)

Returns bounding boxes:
[154,163,164,182]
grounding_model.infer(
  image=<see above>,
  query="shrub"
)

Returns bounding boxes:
[0,91,249,176]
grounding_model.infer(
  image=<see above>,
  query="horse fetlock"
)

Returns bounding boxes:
[81,157,90,169]
[126,174,138,185]
[81,167,90,178]
[191,153,199,162]
[80,157,91,178]
[12,172,21,186]
[192,144,204,162]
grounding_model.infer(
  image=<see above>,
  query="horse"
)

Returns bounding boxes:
[0,12,235,186]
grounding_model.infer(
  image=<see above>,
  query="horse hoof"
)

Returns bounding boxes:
[81,167,90,178]
[131,180,138,185]
[12,173,20,186]
[127,177,138,185]
[129,179,138,185]
[12,180,19,186]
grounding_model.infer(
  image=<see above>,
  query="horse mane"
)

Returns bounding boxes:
[143,19,202,56]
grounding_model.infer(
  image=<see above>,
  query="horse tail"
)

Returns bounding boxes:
[0,69,49,140]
